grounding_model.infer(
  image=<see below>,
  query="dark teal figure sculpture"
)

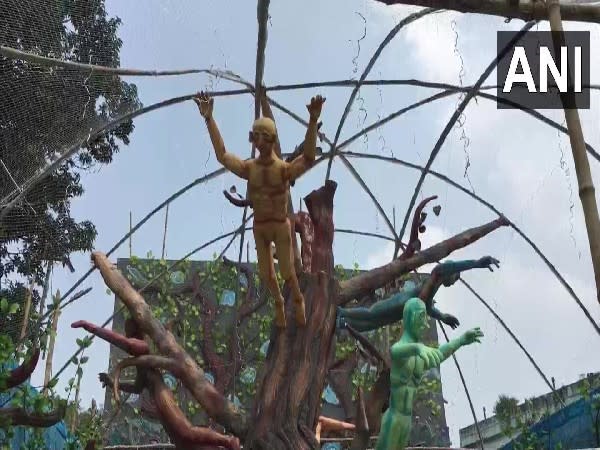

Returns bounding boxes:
[336,256,500,332]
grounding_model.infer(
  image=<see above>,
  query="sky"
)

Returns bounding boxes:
[21,0,600,447]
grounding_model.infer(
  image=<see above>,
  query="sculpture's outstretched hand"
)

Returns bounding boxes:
[417,344,443,368]
[194,91,214,119]
[477,256,500,271]
[98,372,111,388]
[460,327,484,346]
[307,95,326,120]
[441,313,460,329]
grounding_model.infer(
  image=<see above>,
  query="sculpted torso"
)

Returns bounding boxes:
[390,349,428,416]
[247,158,290,222]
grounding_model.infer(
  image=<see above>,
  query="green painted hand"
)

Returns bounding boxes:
[460,327,484,346]
[416,343,443,368]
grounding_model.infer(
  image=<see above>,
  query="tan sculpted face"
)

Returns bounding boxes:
[250,117,276,155]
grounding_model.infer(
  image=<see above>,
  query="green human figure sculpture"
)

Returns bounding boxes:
[337,256,499,332]
[375,297,483,450]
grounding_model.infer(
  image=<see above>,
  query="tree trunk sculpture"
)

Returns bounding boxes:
[88,180,508,449]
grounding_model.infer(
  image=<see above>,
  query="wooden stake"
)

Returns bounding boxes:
[548,0,600,305]
[43,289,61,396]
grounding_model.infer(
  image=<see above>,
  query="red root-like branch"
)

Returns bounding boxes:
[223,189,252,208]
[4,348,40,390]
[399,195,437,260]
[71,320,149,356]
[0,403,66,427]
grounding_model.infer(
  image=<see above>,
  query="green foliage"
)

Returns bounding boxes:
[0,0,141,305]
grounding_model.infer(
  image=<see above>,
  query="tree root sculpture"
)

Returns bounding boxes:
[83,178,508,449]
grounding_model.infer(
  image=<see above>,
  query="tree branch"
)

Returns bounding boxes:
[91,251,248,438]
[112,355,179,404]
[223,189,252,208]
[397,195,437,260]
[373,0,600,24]
[0,403,66,427]
[338,216,509,303]
[345,325,390,368]
[4,348,40,390]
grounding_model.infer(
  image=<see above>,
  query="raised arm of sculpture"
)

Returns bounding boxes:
[286,96,324,181]
[194,92,249,179]
[375,298,483,450]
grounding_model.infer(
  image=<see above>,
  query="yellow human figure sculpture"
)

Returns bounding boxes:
[194,91,325,328]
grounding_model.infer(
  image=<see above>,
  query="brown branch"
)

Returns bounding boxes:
[112,355,179,404]
[374,0,600,24]
[91,251,248,438]
[223,189,252,208]
[398,195,437,260]
[338,216,509,304]
[4,348,40,390]
[0,403,66,427]
[71,320,150,356]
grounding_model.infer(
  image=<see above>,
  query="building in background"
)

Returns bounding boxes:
[102,257,450,448]
[460,373,600,449]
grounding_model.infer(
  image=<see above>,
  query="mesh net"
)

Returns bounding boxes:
[0,0,142,348]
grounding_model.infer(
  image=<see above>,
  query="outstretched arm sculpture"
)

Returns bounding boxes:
[337,256,499,332]
[194,91,325,328]
[375,297,483,450]
[72,318,240,450]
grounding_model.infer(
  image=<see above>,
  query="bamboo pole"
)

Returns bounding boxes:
[16,279,35,355]
[547,0,600,305]
[42,289,61,396]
